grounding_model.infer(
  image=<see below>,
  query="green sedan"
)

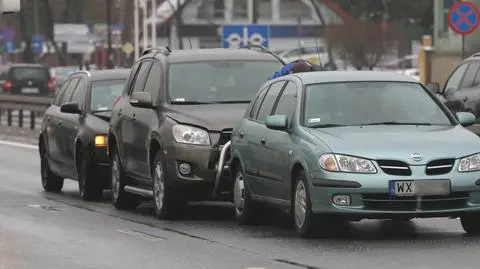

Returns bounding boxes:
[229,71,480,238]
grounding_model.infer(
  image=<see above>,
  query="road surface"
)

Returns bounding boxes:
[0,141,479,269]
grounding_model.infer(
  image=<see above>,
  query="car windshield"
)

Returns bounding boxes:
[90,79,125,111]
[304,81,453,127]
[168,60,282,104]
[12,67,50,81]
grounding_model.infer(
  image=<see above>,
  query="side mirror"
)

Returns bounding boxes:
[130,92,153,109]
[426,83,440,93]
[265,115,288,130]
[456,112,476,127]
[60,102,81,114]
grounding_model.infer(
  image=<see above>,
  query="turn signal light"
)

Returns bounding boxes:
[94,135,107,147]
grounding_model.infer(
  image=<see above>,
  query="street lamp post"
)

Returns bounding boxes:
[106,0,113,54]
[134,0,140,61]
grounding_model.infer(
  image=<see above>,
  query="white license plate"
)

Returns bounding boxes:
[389,180,451,196]
[21,87,39,93]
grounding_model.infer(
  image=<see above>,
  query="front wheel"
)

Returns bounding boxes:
[78,150,103,201]
[461,214,480,234]
[152,152,185,220]
[233,165,257,225]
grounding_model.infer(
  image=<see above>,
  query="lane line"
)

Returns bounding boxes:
[0,140,38,150]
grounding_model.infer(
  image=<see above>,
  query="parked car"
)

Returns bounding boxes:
[0,63,55,96]
[107,47,284,219]
[230,70,480,238]
[428,53,480,118]
[39,69,130,200]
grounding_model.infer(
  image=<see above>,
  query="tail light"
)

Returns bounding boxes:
[2,80,12,92]
[48,79,55,91]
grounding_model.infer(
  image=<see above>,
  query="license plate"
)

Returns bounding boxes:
[21,87,39,93]
[389,180,451,196]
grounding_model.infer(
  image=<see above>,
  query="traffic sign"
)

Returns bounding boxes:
[122,42,134,54]
[222,24,270,49]
[448,1,480,35]
[31,35,43,53]
[3,40,15,53]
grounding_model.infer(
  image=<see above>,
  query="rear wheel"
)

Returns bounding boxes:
[461,214,480,234]
[40,144,64,192]
[77,149,103,201]
[111,147,139,210]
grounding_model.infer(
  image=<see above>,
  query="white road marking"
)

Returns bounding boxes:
[0,140,38,150]
[116,229,165,241]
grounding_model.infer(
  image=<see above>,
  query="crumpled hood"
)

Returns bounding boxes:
[164,103,249,131]
[306,125,480,165]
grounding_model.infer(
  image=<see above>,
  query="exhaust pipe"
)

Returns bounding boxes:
[212,141,231,198]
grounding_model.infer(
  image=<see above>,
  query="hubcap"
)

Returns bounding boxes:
[294,180,307,229]
[233,171,245,216]
[153,161,165,211]
[111,156,120,200]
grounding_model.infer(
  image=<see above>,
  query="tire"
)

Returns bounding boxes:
[233,164,257,225]
[152,152,185,220]
[460,214,480,234]
[293,170,318,238]
[111,147,139,210]
[40,144,64,192]
[77,149,103,201]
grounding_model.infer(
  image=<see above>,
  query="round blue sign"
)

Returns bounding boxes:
[448,1,480,35]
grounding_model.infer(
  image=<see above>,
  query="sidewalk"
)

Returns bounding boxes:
[0,125,39,145]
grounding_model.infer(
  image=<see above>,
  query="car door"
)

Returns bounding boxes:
[261,81,299,201]
[121,60,152,175]
[245,80,287,198]
[45,79,71,165]
[62,77,87,171]
[56,77,80,169]
[453,61,480,116]
[442,62,469,113]
[130,60,163,179]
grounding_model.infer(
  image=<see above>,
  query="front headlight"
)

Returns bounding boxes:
[172,124,210,145]
[319,153,377,173]
[458,153,480,172]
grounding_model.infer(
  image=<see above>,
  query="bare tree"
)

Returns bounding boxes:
[309,0,335,69]
[327,21,399,70]
[44,0,66,65]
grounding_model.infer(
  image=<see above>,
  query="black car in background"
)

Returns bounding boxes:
[39,69,130,200]
[0,63,55,96]
[108,47,284,219]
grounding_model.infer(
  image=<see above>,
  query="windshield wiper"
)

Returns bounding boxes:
[91,109,112,113]
[361,121,432,126]
[308,123,347,128]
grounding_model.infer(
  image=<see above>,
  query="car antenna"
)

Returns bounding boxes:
[314,38,324,70]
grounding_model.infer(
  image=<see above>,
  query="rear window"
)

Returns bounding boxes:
[11,67,50,81]
[90,79,126,111]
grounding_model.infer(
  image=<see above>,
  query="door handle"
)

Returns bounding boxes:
[57,120,63,127]
[46,116,51,121]
[132,113,136,120]
[260,137,266,145]
[118,109,123,116]
[463,97,469,102]
[239,131,245,138]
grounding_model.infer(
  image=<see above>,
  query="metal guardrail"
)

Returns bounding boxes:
[0,95,53,129]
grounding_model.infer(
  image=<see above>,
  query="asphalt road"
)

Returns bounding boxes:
[1,142,480,269]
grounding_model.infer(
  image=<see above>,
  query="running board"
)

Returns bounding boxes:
[124,185,153,197]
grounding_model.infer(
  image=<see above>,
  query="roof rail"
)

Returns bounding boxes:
[142,46,172,56]
[71,70,91,77]
[241,44,286,65]
[470,52,480,58]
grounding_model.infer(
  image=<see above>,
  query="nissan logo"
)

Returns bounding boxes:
[410,153,423,162]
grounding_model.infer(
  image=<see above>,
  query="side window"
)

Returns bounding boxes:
[0,67,9,80]
[69,78,87,108]
[123,61,141,96]
[256,81,286,122]
[460,61,480,89]
[273,81,298,126]
[60,78,79,105]
[129,61,153,95]
[143,62,162,103]
[54,79,71,106]
[249,85,269,119]
[444,63,469,91]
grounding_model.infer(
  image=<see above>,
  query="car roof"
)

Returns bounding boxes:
[76,69,131,81]
[166,48,280,63]
[7,63,47,68]
[293,71,420,84]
